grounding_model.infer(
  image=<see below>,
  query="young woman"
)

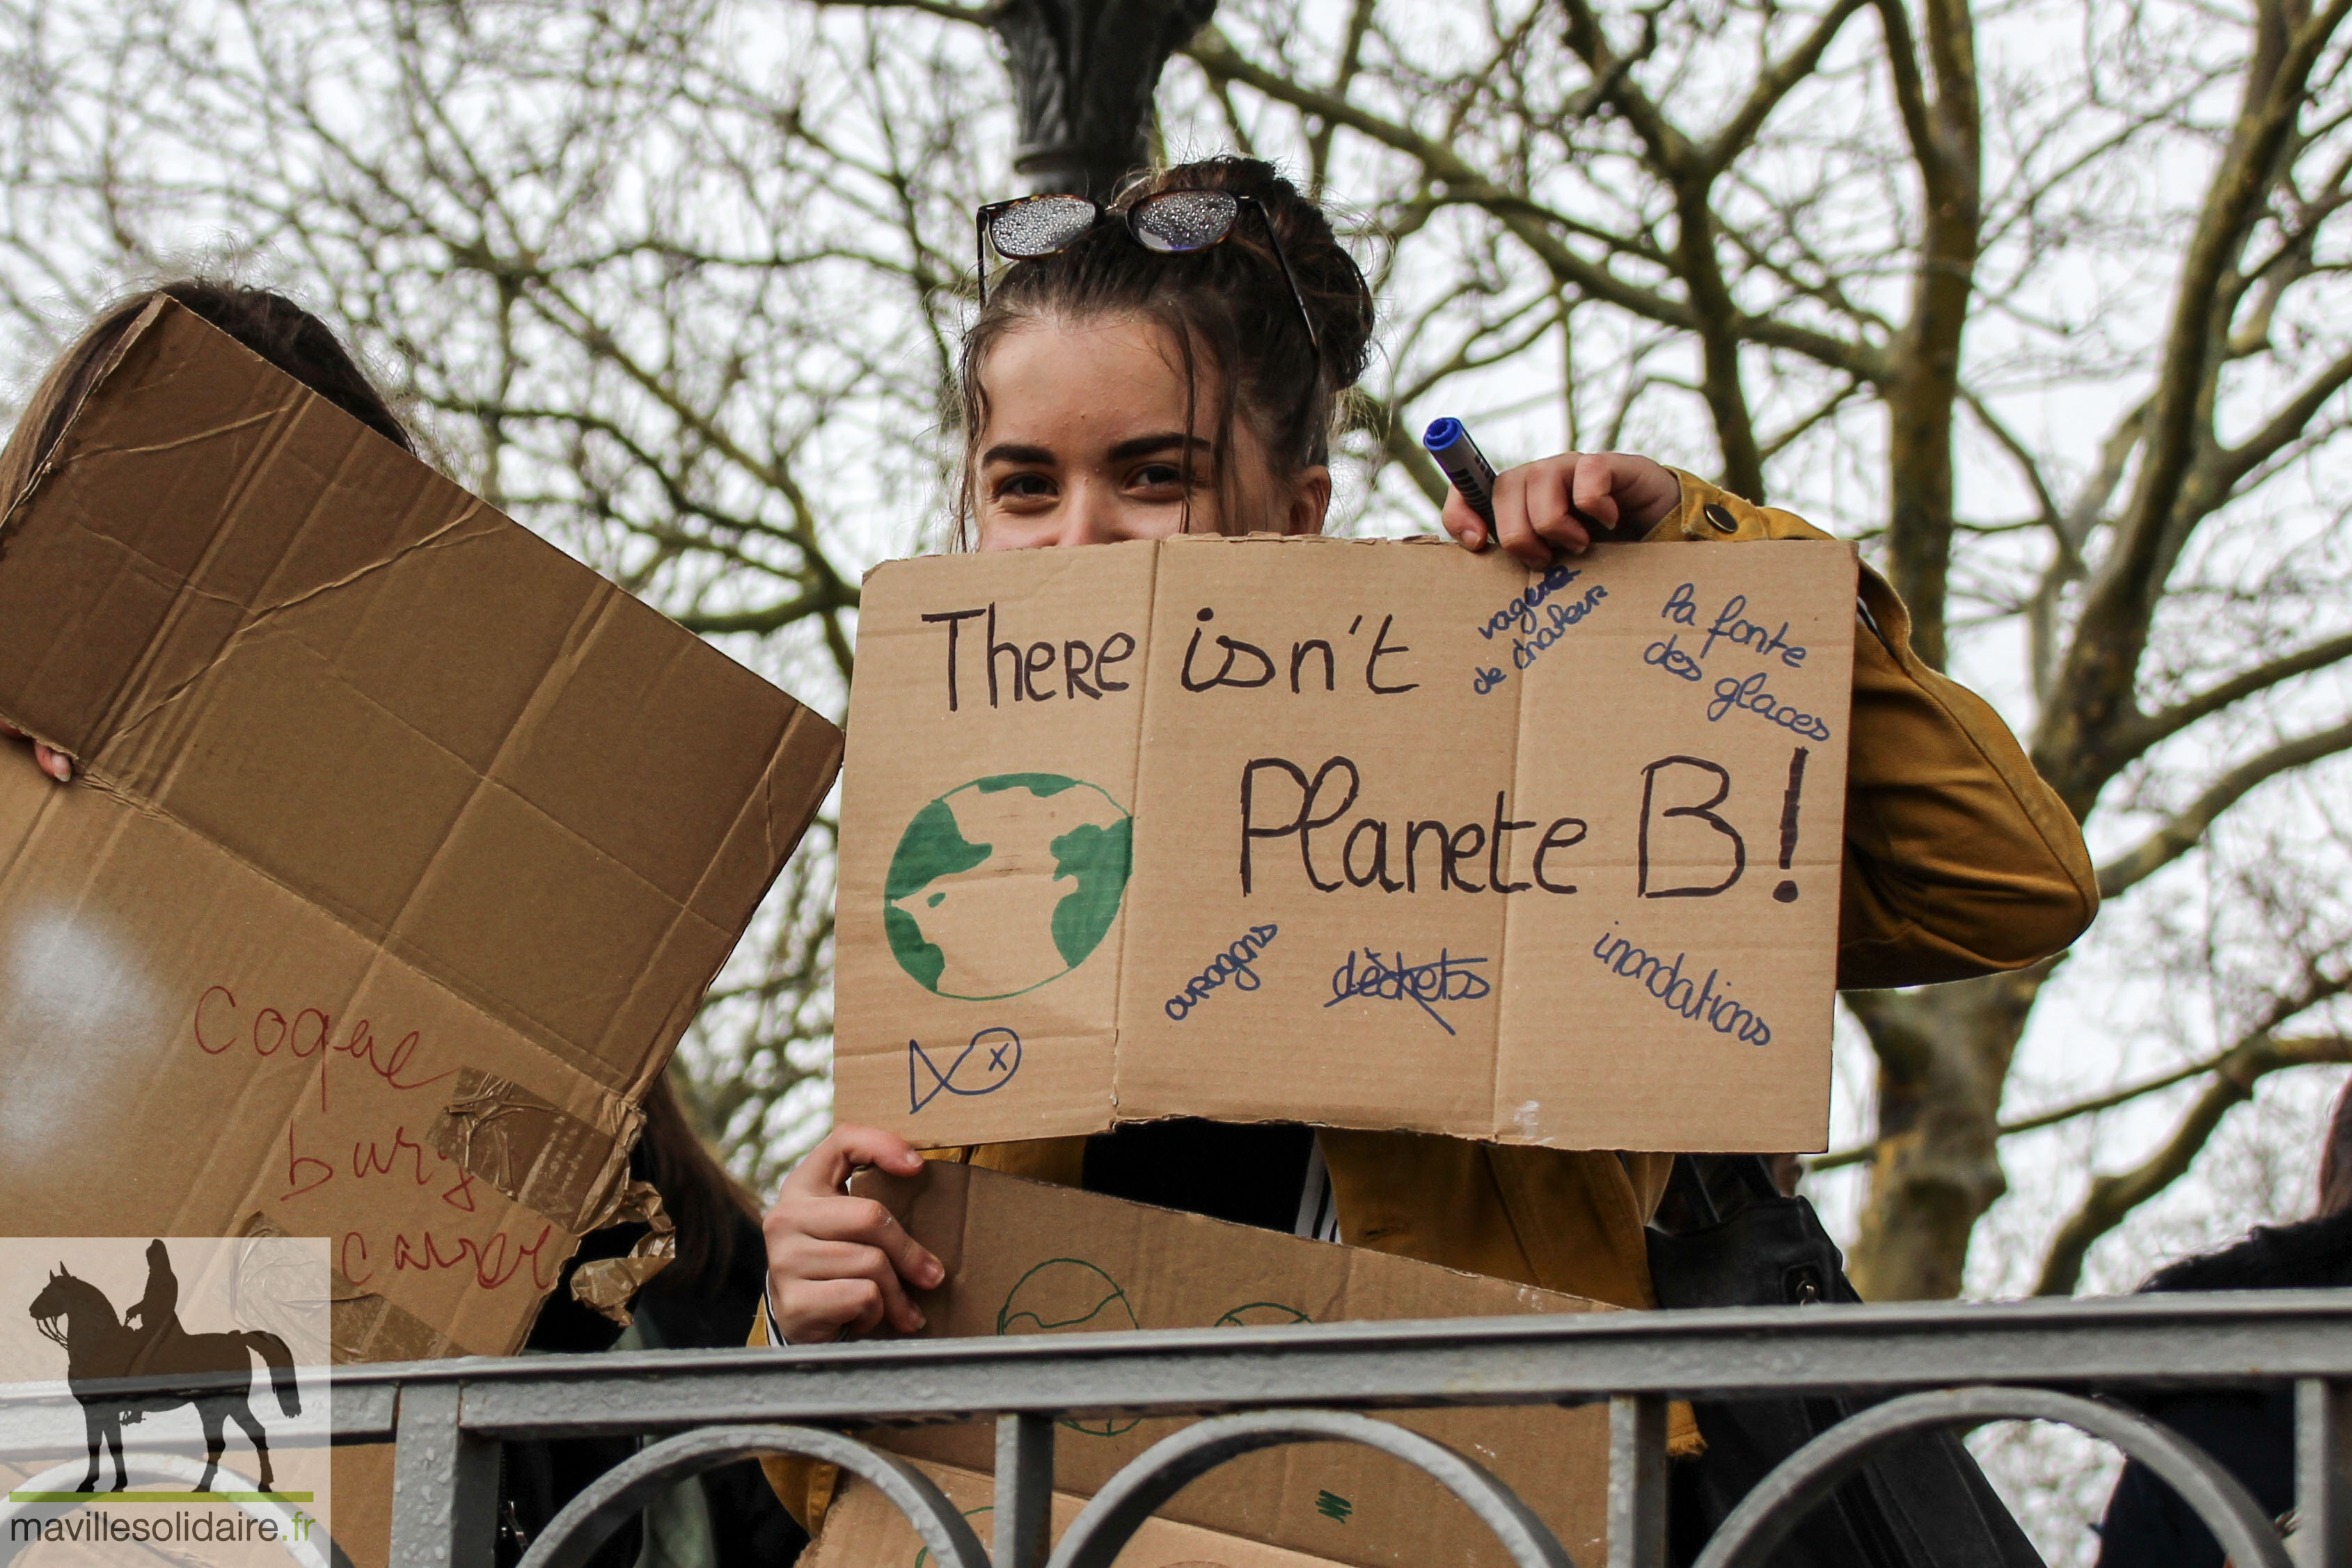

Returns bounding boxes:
[754,158,2096,1517]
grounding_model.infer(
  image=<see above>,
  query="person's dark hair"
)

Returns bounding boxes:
[2317,1076,2352,1217]
[958,157,1375,539]
[0,280,413,509]
[636,1070,763,1292]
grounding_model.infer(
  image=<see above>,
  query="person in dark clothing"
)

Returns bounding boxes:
[500,1072,809,1568]
[2092,1079,2352,1565]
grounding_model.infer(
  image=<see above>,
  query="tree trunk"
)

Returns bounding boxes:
[1878,0,1981,671]
[1845,961,2051,1299]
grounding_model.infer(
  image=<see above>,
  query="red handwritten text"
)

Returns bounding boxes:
[349,1124,480,1210]
[284,1126,333,1201]
[391,1225,560,1292]
[194,985,455,1111]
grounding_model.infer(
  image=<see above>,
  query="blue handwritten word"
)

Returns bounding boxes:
[1166,924,1280,1022]
[1662,583,1809,669]
[908,1027,1022,1113]
[1707,671,1833,742]
[1641,631,1703,683]
[1479,564,1583,640]
[1591,930,1771,1045]
[1473,587,1609,693]
[1324,947,1492,1036]
[1703,593,1807,668]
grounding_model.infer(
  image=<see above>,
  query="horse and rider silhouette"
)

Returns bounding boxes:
[27,1240,299,1494]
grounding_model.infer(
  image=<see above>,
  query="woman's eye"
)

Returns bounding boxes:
[1132,463,1187,490]
[994,473,1055,500]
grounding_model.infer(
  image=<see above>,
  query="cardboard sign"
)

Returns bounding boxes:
[837,535,1855,1152]
[853,1163,1613,1568]
[806,1458,1353,1568]
[0,301,842,1359]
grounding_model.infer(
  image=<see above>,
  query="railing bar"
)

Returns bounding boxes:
[319,1289,2352,1393]
[357,1314,2352,1442]
[1607,1395,1667,1568]
[996,1413,1055,1568]
[2296,1379,2350,1568]
[387,1382,498,1568]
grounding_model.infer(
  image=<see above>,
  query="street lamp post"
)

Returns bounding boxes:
[991,0,1219,199]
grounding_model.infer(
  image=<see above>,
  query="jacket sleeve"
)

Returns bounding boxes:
[1648,470,2098,989]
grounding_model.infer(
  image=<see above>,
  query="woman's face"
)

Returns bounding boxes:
[972,314,1329,550]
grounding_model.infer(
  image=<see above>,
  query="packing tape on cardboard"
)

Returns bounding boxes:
[567,1180,677,1327]
[329,1267,467,1362]
[242,1211,467,1363]
[429,1066,631,1233]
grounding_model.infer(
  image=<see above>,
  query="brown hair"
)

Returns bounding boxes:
[957,157,1375,541]
[637,1070,763,1291]
[0,280,413,510]
[2319,1076,2352,1216]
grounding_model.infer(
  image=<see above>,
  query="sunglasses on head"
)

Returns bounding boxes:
[974,189,1319,353]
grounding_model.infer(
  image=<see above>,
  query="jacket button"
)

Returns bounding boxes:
[1703,502,1740,534]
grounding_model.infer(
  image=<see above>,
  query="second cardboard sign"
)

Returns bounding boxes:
[851,1162,1613,1568]
[838,535,1857,1151]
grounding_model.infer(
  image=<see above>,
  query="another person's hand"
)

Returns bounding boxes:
[1442,451,1682,564]
[0,722,71,782]
[761,1125,944,1345]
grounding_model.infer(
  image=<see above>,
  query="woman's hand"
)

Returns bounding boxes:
[761,1125,945,1345]
[0,722,71,782]
[1442,451,1682,565]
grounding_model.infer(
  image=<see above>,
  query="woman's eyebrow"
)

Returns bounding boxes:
[1107,432,1215,461]
[980,442,1055,466]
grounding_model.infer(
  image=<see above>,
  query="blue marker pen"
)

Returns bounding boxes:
[1422,417,1497,527]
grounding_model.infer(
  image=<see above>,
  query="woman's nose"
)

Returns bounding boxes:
[1052,480,1123,547]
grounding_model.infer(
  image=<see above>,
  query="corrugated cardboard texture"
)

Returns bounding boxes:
[836,535,1856,1151]
[854,1164,1611,1568]
[806,1458,1352,1568]
[0,301,842,1360]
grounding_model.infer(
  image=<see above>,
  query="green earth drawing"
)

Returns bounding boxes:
[884,774,1132,1001]
[995,1258,1144,1436]
[1212,1301,1312,1329]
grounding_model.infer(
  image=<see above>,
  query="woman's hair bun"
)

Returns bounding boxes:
[1121,156,1375,396]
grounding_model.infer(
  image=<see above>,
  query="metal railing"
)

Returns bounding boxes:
[336,1291,2352,1568]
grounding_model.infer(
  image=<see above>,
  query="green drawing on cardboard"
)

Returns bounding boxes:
[1211,1301,1312,1328]
[1314,1490,1355,1523]
[996,1257,1144,1437]
[884,775,1132,1000]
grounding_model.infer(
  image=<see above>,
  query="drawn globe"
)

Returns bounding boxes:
[995,1258,1144,1436]
[883,775,1132,1001]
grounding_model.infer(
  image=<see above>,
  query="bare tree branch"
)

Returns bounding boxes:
[2116,630,2352,759]
[2098,718,2352,898]
[2035,1034,2352,1295]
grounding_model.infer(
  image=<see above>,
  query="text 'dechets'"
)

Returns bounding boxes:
[1324,947,1492,1036]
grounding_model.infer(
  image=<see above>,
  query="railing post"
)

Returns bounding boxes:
[1609,1395,1668,1568]
[2298,1379,2351,1568]
[996,1412,1057,1568]
[390,1381,499,1568]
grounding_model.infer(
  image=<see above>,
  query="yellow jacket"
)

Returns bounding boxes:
[753,473,2099,1525]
